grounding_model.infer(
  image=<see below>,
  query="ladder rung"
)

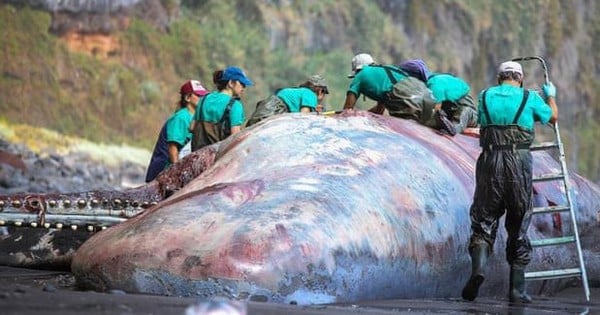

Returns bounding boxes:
[532,205,570,214]
[530,142,559,151]
[531,236,576,247]
[533,173,564,182]
[525,268,582,281]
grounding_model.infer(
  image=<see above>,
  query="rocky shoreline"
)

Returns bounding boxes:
[0,138,147,195]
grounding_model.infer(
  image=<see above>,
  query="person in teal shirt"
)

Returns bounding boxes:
[343,54,437,128]
[145,80,208,182]
[399,59,477,136]
[190,66,253,151]
[277,74,328,112]
[461,61,558,304]
[427,73,478,135]
[477,83,552,130]
[246,74,329,126]
[343,53,405,113]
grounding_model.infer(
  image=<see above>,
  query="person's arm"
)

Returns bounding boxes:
[542,82,558,123]
[343,92,358,110]
[230,125,242,135]
[368,102,386,114]
[167,142,179,164]
[189,120,196,132]
[547,97,558,123]
[300,106,311,113]
[229,100,245,135]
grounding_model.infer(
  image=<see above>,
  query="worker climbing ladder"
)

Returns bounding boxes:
[512,56,590,302]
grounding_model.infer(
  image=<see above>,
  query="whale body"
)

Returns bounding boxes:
[71,112,600,304]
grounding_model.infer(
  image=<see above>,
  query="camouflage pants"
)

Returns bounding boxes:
[442,94,478,133]
[383,76,437,123]
[246,95,288,127]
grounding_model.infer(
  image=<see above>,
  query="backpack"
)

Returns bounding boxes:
[376,65,436,122]
[246,94,289,127]
[191,96,236,152]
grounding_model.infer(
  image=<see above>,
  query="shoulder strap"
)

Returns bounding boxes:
[512,90,529,124]
[426,73,439,80]
[430,72,456,77]
[481,89,492,125]
[219,96,237,124]
[196,94,209,121]
[481,89,530,125]
[373,65,408,85]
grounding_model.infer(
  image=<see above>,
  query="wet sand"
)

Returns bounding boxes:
[0,266,597,315]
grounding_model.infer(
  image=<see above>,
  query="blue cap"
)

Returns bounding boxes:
[223,66,253,87]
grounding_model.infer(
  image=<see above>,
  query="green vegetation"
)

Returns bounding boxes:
[0,119,150,167]
[0,1,598,182]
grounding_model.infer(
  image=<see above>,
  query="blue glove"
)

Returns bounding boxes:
[542,82,557,98]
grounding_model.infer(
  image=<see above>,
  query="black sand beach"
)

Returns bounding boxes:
[0,266,597,315]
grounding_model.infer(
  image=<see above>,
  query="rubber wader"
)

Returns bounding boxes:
[509,267,532,303]
[461,244,489,301]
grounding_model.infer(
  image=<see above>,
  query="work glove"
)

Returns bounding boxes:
[542,81,557,99]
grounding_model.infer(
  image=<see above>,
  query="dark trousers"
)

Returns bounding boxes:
[467,149,533,268]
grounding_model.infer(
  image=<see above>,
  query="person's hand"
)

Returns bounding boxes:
[367,103,386,115]
[542,81,556,99]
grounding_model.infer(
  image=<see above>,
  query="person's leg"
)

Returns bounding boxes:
[453,106,478,134]
[435,109,457,135]
[421,101,456,135]
[246,95,288,127]
[462,155,505,301]
[451,95,478,134]
[505,151,534,303]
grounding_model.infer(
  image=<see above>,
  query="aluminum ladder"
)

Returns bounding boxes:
[527,121,590,302]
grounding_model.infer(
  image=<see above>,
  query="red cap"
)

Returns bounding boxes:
[180,80,209,96]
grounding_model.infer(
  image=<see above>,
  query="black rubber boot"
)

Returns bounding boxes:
[461,244,489,301]
[508,267,532,304]
[454,108,472,134]
[435,110,457,136]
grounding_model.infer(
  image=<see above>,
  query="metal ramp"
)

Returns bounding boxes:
[527,122,590,302]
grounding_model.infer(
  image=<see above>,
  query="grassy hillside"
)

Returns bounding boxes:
[0,119,151,168]
[1,1,599,182]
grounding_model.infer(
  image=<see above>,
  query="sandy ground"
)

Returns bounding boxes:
[0,266,598,315]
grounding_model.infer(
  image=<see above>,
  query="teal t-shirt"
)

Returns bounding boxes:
[276,87,318,112]
[347,65,407,102]
[426,73,470,103]
[193,92,246,127]
[478,83,552,131]
[166,107,193,146]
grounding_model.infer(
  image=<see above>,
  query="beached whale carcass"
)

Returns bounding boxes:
[69,111,600,304]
